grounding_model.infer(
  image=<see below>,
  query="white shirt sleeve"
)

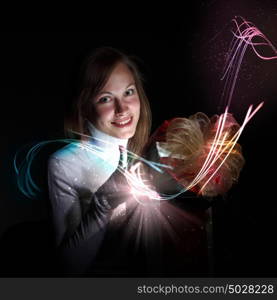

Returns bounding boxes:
[48,156,111,274]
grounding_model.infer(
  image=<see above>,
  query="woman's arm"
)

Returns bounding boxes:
[48,157,126,274]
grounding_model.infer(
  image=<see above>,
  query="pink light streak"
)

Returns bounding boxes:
[220,16,277,109]
[123,17,275,201]
[198,102,264,194]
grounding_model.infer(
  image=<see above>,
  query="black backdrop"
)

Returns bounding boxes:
[1,0,277,277]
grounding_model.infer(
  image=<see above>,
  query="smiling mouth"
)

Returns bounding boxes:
[111,116,133,128]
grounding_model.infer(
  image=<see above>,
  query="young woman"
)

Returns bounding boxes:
[48,47,152,275]
[48,46,243,276]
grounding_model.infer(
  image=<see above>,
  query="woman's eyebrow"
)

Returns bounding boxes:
[98,91,113,96]
[98,83,135,96]
[126,82,135,88]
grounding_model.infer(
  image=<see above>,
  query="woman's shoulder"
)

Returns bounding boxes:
[50,142,82,160]
[47,141,118,192]
[47,143,93,187]
[48,142,86,172]
[48,141,112,174]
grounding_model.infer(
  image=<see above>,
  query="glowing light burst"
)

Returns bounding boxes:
[124,162,161,203]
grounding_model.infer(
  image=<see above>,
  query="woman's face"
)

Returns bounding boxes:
[91,62,140,139]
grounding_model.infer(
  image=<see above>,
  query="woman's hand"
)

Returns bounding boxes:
[95,168,131,209]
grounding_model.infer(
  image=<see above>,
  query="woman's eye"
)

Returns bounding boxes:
[98,96,111,104]
[124,88,135,96]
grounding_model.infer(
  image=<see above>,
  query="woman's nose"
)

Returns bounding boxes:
[114,98,127,114]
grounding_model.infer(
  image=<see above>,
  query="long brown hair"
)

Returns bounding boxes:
[65,47,152,155]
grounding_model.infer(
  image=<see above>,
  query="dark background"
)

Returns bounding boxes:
[1,0,277,277]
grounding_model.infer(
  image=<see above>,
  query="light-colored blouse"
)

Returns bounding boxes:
[48,121,128,274]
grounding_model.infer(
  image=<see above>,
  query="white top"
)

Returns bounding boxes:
[48,121,129,248]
